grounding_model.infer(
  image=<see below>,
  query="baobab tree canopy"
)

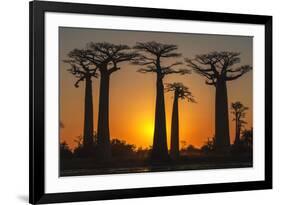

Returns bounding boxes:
[165,83,196,102]
[133,41,190,77]
[186,51,252,151]
[64,49,98,87]
[87,42,138,73]
[185,51,252,86]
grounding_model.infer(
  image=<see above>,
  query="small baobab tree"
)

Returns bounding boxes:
[87,42,138,161]
[231,101,248,145]
[186,51,252,152]
[165,83,195,160]
[64,49,98,148]
[133,41,189,161]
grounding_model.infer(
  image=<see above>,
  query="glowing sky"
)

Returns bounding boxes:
[59,27,253,150]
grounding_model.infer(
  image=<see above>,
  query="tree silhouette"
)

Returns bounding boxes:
[165,83,195,160]
[64,49,98,148]
[231,101,248,145]
[87,42,138,161]
[133,41,189,161]
[241,128,253,148]
[186,51,252,152]
[201,137,215,153]
[60,141,73,159]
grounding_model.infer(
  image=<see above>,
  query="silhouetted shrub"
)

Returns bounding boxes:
[201,137,215,153]
[231,128,253,154]
[60,141,73,159]
[136,146,152,159]
[241,128,253,148]
[111,139,136,158]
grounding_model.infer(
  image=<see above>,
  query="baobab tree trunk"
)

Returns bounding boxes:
[151,75,169,161]
[214,79,230,152]
[97,72,111,161]
[170,92,179,160]
[234,115,240,145]
[83,76,94,148]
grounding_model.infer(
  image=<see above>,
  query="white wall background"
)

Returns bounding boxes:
[0,0,279,204]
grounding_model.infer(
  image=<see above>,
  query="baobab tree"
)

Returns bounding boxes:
[87,42,138,161]
[133,41,189,161]
[64,49,98,148]
[165,83,195,160]
[231,101,248,145]
[185,51,252,151]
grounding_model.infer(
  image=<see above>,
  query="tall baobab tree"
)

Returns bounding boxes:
[186,51,252,151]
[231,101,248,145]
[133,41,189,161]
[87,42,138,161]
[165,83,195,160]
[64,49,98,148]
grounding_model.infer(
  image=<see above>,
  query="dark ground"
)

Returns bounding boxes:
[60,154,253,176]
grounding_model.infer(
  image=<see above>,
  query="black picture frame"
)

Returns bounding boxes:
[29,1,272,204]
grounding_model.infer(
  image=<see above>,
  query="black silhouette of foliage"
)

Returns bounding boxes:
[241,128,253,148]
[165,82,196,102]
[185,51,252,85]
[231,102,248,126]
[201,137,215,153]
[133,41,190,76]
[111,139,136,158]
[86,42,138,72]
[64,49,98,87]
[60,141,73,159]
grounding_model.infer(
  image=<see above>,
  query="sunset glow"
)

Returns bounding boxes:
[59,27,253,151]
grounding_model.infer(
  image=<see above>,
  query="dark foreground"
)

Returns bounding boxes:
[60,154,253,177]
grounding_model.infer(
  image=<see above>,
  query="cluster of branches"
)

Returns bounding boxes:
[185,51,252,85]
[63,49,98,87]
[132,41,190,77]
[165,82,196,102]
[85,42,138,74]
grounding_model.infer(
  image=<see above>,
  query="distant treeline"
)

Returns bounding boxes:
[60,128,253,160]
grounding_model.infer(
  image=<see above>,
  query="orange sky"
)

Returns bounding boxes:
[59,27,253,150]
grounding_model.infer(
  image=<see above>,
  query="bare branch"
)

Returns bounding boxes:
[225,65,252,81]
[138,65,157,73]
[74,76,86,88]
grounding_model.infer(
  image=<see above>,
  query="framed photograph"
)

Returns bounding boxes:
[29,0,272,204]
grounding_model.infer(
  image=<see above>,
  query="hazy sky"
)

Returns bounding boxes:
[59,27,253,150]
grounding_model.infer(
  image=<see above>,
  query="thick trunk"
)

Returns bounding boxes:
[214,79,230,151]
[97,72,111,161]
[170,92,179,160]
[83,76,93,148]
[151,75,169,161]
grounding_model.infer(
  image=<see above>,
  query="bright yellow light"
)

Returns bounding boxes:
[142,121,154,139]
